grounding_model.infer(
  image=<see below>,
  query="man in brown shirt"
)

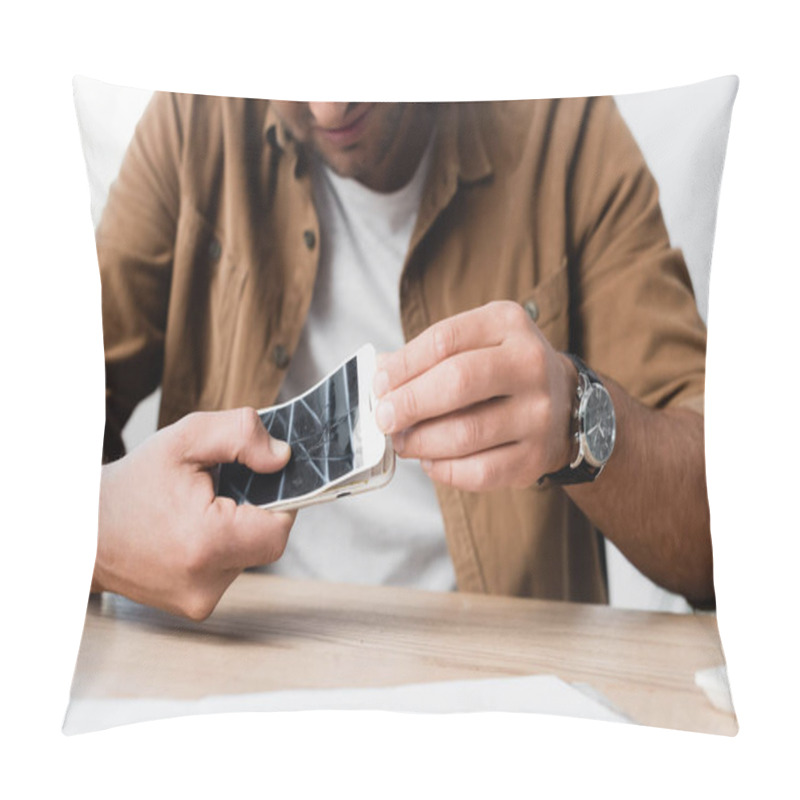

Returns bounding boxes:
[94,97,712,620]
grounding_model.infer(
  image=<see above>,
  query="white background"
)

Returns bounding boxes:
[1,1,797,797]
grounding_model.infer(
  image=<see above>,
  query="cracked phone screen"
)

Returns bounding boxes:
[217,357,361,506]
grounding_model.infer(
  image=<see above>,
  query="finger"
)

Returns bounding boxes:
[394,396,519,460]
[211,499,296,569]
[375,347,512,434]
[174,408,291,472]
[374,301,523,397]
[421,443,529,493]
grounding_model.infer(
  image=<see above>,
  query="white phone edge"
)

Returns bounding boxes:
[267,443,396,512]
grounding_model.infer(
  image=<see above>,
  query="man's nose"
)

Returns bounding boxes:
[308,102,359,129]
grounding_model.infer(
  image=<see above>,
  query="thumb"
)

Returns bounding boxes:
[172,408,291,473]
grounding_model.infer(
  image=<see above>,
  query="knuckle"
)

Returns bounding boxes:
[214,496,238,523]
[174,412,196,436]
[455,415,479,453]
[532,392,553,432]
[544,394,558,433]
[439,460,454,486]
[399,387,419,423]
[180,410,202,429]
[404,425,424,456]
[433,322,457,361]
[499,300,526,329]
[182,591,216,622]
[473,458,496,490]
[169,412,199,457]
[444,358,469,401]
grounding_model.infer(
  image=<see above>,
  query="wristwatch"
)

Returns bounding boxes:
[540,354,616,486]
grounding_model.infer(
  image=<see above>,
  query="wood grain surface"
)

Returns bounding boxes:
[69,573,737,735]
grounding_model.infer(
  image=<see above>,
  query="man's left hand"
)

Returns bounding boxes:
[373,301,578,491]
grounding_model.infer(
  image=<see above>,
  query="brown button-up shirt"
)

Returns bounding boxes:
[98,93,707,604]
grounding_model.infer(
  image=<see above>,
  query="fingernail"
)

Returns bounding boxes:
[373,369,390,398]
[271,438,291,459]
[375,400,395,433]
[392,432,405,454]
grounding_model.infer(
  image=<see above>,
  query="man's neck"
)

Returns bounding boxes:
[362,104,438,193]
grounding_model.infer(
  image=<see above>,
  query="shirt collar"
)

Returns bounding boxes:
[264,102,290,150]
[264,102,311,177]
[433,102,494,186]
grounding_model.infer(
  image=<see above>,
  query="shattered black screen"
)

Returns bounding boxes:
[217,357,361,506]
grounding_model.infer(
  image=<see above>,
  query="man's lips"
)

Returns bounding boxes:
[315,104,375,147]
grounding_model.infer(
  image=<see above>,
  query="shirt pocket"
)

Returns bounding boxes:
[518,257,570,352]
[168,204,248,411]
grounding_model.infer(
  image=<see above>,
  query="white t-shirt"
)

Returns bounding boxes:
[265,142,457,591]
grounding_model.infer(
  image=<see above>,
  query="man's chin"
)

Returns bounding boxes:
[315,149,372,184]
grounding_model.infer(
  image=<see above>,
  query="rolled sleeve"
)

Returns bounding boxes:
[567,97,707,413]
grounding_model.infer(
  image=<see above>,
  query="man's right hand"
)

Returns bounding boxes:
[94,408,295,620]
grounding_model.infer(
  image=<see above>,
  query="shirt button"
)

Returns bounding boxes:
[523,299,540,322]
[208,237,222,262]
[303,230,316,250]
[272,344,290,369]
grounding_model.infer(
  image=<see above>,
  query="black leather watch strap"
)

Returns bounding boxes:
[540,458,602,486]
[565,353,600,386]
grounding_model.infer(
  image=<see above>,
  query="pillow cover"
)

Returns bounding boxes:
[66,76,738,735]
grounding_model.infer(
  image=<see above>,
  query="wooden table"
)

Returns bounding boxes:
[69,574,737,735]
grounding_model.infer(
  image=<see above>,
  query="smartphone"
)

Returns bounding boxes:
[216,344,395,511]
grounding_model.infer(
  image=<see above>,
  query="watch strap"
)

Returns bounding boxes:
[538,353,606,487]
[565,353,601,386]
[540,457,602,486]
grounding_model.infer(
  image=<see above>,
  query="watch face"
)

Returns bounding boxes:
[582,384,616,467]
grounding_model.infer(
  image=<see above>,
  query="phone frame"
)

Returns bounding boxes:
[217,343,394,512]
